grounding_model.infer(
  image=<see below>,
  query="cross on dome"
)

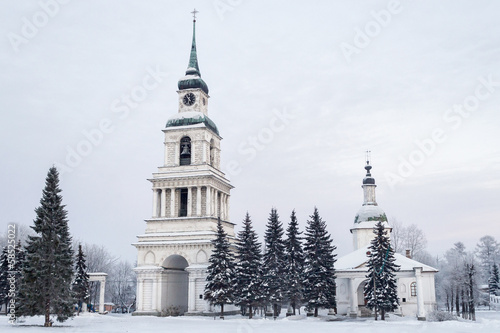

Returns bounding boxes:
[191,8,198,21]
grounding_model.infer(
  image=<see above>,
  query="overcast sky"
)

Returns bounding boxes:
[1,1,499,263]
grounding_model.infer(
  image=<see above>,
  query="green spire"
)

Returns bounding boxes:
[178,11,209,94]
[186,19,201,76]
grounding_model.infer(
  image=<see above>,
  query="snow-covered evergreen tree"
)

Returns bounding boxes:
[303,207,337,317]
[17,167,74,326]
[364,221,400,320]
[490,263,500,296]
[73,244,90,315]
[234,213,262,319]
[204,218,236,319]
[261,208,286,317]
[284,209,304,315]
[0,246,8,309]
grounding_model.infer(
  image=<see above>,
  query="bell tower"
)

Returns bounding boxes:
[133,11,235,316]
[350,153,391,250]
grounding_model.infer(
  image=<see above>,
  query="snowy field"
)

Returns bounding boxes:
[2,311,500,333]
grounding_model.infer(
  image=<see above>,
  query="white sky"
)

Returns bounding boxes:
[1,1,499,263]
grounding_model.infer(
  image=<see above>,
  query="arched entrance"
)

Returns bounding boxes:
[357,280,372,317]
[161,255,189,315]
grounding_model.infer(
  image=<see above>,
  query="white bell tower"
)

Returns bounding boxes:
[133,11,235,316]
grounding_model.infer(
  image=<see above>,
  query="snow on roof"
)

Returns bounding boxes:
[336,246,438,272]
[132,239,212,246]
[137,231,217,238]
[167,111,204,121]
[354,204,386,223]
[179,73,201,80]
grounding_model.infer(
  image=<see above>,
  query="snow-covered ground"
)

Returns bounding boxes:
[2,311,500,333]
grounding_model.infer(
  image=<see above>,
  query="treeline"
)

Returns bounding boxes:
[0,167,136,326]
[434,236,500,321]
[205,208,337,318]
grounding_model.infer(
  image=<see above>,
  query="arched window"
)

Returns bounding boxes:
[410,282,417,297]
[209,139,214,166]
[180,136,191,165]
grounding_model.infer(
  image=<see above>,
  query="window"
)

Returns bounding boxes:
[209,139,214,166]
[179,189,188,217]
[410,282,417,297]
[180,136,191,165]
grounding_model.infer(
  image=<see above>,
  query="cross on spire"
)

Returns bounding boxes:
[366,150,371,165]
[191,8,198,21]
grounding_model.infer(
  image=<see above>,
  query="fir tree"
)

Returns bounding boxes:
[364,221,400,320]
[284,209,304,315]
[261,208,286,318]
[204,218,236,319]
[1,239,26,319]
[73,244,90,315]
[303,207,337,317]
[489,263,500,296]
[234,213,262,319]
[0,246,9,309]
[17,167,74,326]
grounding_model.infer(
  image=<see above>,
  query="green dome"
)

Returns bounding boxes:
[165,111,219,135]
[178,19,209,94]
[178,73,209,94]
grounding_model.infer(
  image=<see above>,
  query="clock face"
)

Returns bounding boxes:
[183,93,196,106]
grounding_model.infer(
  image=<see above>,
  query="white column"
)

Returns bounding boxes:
[415,267,426,320]
[226,195,230,221]
[99,279,106,314]
[152,189,159,217]
[214,190,219,218]
[160,189,166,217]
[187,187,192,217]
[170,188,176,217]
[196,186,201,216]
[206,186,211,216]
[349,278,357,317]
[152,274,158,312]
[188,276,196,312]
[136,279,143,311]
[222,194,227,220]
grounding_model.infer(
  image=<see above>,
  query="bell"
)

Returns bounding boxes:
[180,145,190,156]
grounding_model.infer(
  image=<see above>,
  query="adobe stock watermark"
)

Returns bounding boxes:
[224,107,296,177]
[6,0,72,53]
[6,224,18,324]
[54,65,168,175]
[384,75,499,188]
[339,0,402,64]
[213,0,244,21]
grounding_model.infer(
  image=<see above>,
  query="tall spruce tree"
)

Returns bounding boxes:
[73,244,90,315]
[261,208,286,318]
[303,207,337,317]
[490,263,500,296]
[364,221,400,320]
[204,218,236,319]
[17,167,74,326]
[284,210,304,315]
[234,213,262,319]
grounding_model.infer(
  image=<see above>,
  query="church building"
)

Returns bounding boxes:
[132,13,437,319]
[133,14,235,316]
[335,160,438,319]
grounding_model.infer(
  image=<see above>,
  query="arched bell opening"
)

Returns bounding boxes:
[180,136,191,166]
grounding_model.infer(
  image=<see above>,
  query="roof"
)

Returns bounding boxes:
[354,204,387,224]
[336,245,438,273]
[165,111,219,135]
[178,20,209,94]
